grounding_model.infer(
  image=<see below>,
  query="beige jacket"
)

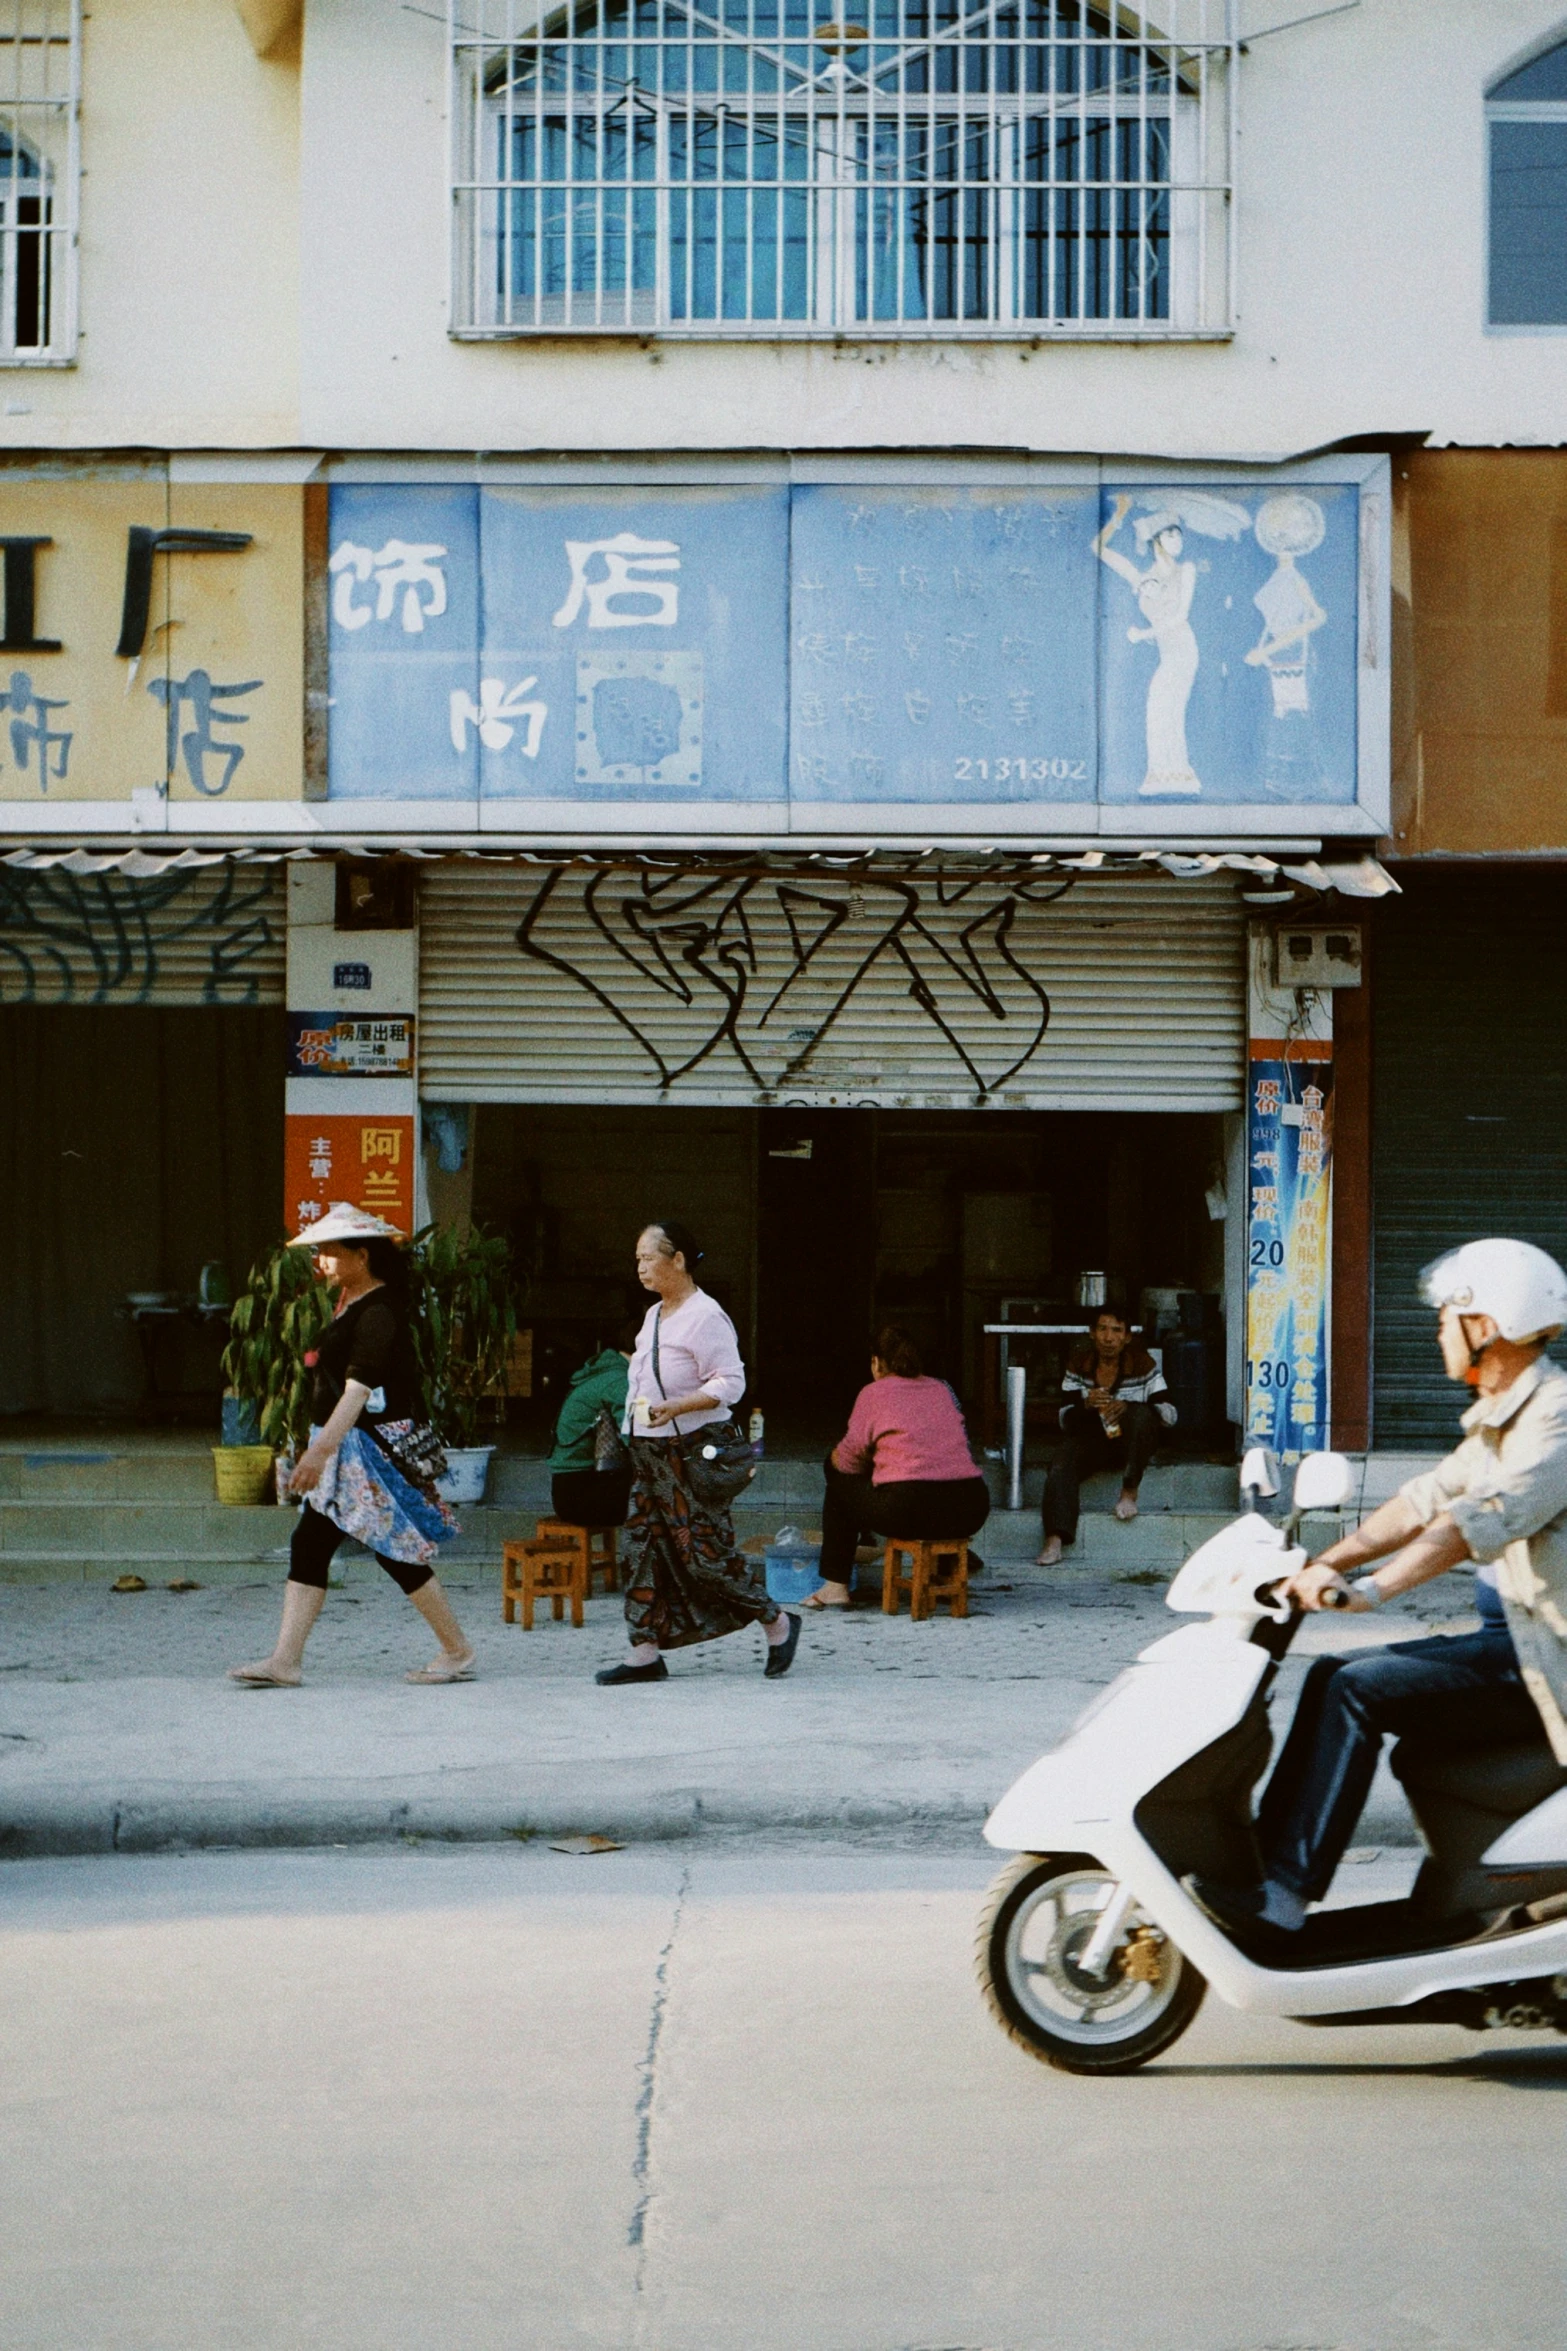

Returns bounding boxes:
[1402,1357,1567,1763]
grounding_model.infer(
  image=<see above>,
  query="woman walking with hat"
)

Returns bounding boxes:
[596,1219,800,1685]
[229,1204,475,1688]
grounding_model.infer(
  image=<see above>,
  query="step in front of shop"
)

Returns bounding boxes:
[0,1494,1352,1585]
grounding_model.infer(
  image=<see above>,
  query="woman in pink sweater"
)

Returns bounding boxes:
[811,1325,991,1608]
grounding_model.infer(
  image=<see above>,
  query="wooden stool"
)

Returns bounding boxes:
[502,1535,584,1629]
[882,1537,970,1622]
[534,1518,619,1595]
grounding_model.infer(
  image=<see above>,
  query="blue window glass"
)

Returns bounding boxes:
[1488,39,1567,326]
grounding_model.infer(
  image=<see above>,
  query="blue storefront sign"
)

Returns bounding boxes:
[326,464,1385,829]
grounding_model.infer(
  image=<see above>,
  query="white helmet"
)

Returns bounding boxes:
[1419,1239,1567,1344]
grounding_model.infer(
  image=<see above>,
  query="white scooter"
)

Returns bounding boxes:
[977,1450,1567,2073]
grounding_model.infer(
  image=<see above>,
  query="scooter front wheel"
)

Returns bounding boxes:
[976,1854,1205,2075]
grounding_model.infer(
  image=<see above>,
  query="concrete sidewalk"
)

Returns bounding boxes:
[0,1551,1472,1859]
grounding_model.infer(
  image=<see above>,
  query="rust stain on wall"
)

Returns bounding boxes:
[1398,449,1567,854]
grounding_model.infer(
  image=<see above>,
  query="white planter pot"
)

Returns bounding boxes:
[436,1445,495,1506]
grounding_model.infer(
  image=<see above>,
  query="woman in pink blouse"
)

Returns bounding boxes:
[811,1326,991,1608]
[595,1220,800,1684]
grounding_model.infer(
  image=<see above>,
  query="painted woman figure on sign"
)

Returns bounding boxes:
[1093,489,1253,798]
[1092,494,1201,796]
[1245,494,1328,716]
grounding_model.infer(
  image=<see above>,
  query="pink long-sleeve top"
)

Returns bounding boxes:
[625,1288,746,1439]
[832,1375,980,1486]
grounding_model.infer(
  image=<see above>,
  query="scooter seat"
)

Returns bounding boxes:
[1392,1738,1567,1817]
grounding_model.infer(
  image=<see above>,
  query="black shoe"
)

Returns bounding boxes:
[763,1613,802,1678]
[595,1657,669,1686]
[1184,1873,1302,1951]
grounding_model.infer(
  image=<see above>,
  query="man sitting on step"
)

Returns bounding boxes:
[1036,1310,1177,1566]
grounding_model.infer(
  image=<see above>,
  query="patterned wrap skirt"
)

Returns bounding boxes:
[276,1422,458,1567]
[622,1434,778,1650]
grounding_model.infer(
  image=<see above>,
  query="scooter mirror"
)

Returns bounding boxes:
[1291,1451,1354,1513]
[1239,1446,1280,1498]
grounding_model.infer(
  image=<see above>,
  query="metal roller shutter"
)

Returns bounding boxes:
[418,862,1246,1112]
[1373,869,1567,1445]
[0,862,285,1006]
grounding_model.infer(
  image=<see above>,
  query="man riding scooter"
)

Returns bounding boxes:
[1195,1237,1567,1943]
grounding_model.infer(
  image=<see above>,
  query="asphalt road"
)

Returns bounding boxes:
[2,1841,1562,2351]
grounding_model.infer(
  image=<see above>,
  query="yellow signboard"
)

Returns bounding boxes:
[0,478,302,805]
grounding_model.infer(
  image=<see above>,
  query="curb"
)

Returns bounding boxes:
[0,1781,1419,1862]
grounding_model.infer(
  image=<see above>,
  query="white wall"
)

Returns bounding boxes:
[295,0,1567,459]
[4,0,1564,460]
[0,0,299,453]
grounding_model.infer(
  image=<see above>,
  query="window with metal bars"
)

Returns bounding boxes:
[0,1,77,363]
[450,0,1235,337]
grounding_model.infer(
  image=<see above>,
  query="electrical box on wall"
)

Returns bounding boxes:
[1273,927,1363,990]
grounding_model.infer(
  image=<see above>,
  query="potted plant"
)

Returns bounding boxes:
[408,1221,518,1504]
[218,1243,332,1504]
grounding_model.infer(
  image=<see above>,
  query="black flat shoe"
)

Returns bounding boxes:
[764,1613,802,1679]
[1184,1873,1302,1952]
[595,1658,669,1685]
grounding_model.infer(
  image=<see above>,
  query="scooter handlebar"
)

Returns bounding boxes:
[1258,1575,1351,1611]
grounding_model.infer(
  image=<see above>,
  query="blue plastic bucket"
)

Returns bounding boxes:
[764,1548,823,1605]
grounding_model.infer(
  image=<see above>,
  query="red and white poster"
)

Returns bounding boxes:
[283,1113,416,1237]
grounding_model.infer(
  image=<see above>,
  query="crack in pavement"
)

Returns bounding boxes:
[629,1861,692,2317]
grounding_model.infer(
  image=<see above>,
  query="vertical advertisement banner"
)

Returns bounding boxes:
[1245,932,1333,1461]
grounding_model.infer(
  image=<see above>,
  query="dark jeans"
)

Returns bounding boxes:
[1257,1626,1541,1904]
[819,1453,991,1587]
[287,1503,433,1597]
[550,1466,632,1528]
[1041,1402,1162,1544]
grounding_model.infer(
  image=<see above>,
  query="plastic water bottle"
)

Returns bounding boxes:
[748,1410,765,1456]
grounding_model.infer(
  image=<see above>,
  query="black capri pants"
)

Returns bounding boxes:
[287,1503,434,1597]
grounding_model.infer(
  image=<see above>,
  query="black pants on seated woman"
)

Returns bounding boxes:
[818,1456,991,1590]
[813,1324,991,1606]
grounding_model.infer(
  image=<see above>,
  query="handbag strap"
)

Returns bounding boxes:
[650,1309,688,1434]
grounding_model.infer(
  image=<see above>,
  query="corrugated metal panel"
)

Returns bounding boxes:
[419,863,1245,1111]
[0,863,285,1006]
[1372,871,1567,1445]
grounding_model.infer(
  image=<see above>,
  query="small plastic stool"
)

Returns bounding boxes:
[881,1537,969,1622]
[534,1518,619,1595]
[502,1534,584,1629]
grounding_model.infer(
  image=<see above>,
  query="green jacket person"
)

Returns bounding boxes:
[549,1328,636,1526]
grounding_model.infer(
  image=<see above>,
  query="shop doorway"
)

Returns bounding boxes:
[467,1101,1235,1455]
[755,1109,875,1437]
[0,1005,285,1420]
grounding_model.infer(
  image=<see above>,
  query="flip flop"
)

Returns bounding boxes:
[227,1663,301,1687]
[405,1653,476,1684]
[800,1593,849,1611]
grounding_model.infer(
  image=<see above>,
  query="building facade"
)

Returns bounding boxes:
[2,0,1565,1456]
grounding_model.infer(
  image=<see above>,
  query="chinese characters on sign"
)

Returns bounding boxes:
[325,477,1374,816]
[283,1114,415,1235]
[0,486,298,805]
[1245,1053,1334,1461]
[286,1014,415,1080]
[788,486,1097,805]
[325,485,787,805]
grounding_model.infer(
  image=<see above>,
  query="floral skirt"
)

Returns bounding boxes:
[622,1435,778,1650]
[277,1423,457,1568]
